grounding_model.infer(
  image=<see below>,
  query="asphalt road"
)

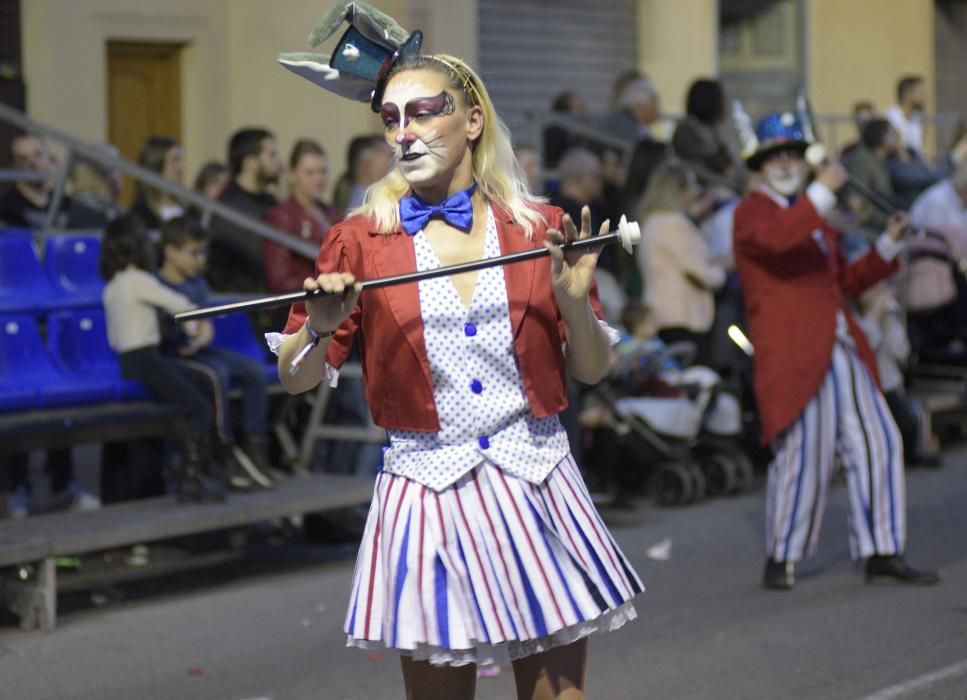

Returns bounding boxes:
[2,452,965,700]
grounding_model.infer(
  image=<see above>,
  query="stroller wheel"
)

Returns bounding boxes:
[685,461,707,502]
[649,462,694,506]
[701,454,738,497]
[730,452,755,494]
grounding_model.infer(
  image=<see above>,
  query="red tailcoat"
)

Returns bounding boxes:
[282,204,605,432]
[733,189,899,445]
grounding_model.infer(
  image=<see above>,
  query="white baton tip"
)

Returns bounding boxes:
[617,215,641,254]
[804,142,828,167]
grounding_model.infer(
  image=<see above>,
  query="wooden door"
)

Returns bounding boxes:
[106,41,183,206]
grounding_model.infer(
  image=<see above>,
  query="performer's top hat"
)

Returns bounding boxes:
[745,111,810,170]
[278,1,423,111]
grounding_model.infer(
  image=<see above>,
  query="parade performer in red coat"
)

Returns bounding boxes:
[733,112,938,590]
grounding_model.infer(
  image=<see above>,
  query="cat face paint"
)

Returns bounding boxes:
[380,71,464,186]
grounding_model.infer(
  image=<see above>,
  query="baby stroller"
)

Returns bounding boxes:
[592,337,753,506]
[902,224,967,367]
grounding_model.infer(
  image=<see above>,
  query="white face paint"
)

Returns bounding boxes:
[380,73,461,187]
[762,154,808,197]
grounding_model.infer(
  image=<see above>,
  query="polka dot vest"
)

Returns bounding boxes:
[381,206,570,491]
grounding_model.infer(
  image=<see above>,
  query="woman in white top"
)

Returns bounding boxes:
[100,215,222,501]
[637,159,726,363]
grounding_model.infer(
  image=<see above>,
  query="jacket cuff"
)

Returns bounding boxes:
[264,331,340,387]
[875,233,905,262]
[806,181,836,218]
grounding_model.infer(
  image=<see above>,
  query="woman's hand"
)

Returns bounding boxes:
[303,272,361,333]
[545,206,608,307]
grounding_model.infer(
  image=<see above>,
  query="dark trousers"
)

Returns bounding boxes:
[885,389,919,460]
[119,347,212,442]
[188,347,268,440]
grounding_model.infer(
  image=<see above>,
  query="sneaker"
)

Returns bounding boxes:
[218,449,256,492]
[763,557,795,590]
[232,445,274,489]
[6,486,29,519]
[865,555,939,585]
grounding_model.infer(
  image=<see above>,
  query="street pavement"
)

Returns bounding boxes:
[2,452,965,700]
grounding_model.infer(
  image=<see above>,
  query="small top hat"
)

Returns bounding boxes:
[278,1,423,111]
[745,111,810,170]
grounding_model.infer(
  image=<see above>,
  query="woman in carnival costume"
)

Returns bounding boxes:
[271,3,643,697]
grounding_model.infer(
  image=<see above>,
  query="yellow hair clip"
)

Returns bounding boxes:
[431,54,481,106]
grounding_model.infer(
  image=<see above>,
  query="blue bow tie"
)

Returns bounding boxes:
[399,184,476,235]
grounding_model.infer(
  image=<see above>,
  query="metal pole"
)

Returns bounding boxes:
[175,231,626,322]
[41,150,73,239]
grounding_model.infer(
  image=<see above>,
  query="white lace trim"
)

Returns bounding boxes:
[599,319,621,346]
[264,331,340,386]
[264,331,289,356]
[346,601,637,668]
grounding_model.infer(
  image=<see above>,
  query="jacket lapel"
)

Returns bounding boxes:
[495,207,537,339]
[370,228,430,365]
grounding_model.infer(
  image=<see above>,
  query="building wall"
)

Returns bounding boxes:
[935,0,967,149]
[19,0,947,182]
[22,0,229,185]
[21,0,420,191]
[806,0,935,149]
[637,0,718,118]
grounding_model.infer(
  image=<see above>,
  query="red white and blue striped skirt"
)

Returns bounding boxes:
[344,454,644,667]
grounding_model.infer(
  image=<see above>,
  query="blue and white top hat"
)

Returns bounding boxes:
[278,1,424,111]
[745,111,810,170]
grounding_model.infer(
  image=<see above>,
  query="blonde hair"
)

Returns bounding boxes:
[352,54,546,238]
[638,159,695,217]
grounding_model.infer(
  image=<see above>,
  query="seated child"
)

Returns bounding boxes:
[100,214,225,501]
[156,216,274,489]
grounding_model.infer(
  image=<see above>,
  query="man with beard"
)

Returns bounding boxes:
[208,127,282,292]
[732,112,939,591]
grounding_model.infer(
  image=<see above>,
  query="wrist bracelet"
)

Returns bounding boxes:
[289,319,335,377]
[305,318,337,340]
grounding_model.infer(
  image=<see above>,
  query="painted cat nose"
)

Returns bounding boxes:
[396,132,417,146]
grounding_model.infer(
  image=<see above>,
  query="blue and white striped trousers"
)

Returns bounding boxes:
[767,341,906,563]
[344,454,644,667]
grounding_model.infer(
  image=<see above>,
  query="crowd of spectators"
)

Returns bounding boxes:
[2,67,967,518]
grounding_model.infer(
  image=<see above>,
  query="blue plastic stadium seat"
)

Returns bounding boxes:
[0,226,35,239]
[44,234,105,309]
[45,308,148,401]
[211,312,279,383]
[0,237,65,315]
[0,313,114,411]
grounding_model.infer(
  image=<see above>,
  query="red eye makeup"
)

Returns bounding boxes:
[380,91,455,129]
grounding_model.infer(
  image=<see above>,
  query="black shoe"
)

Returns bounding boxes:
[909,451,943,469]
[177,436,227,502]
[865,555,939,585]
[763,557,795,590]
[176,473,227,503]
